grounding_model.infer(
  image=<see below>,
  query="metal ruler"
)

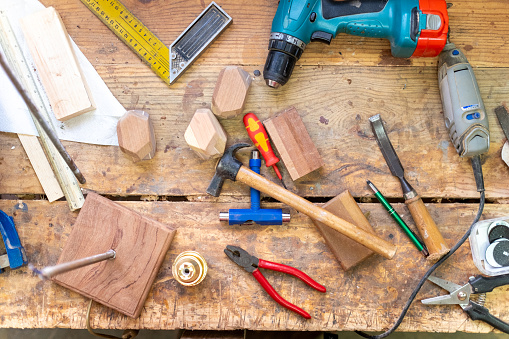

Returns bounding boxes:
[0,13,85,211]
[80,0,231,85]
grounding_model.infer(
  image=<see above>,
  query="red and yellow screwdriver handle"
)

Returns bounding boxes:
[243,113,279,167]
[243,113,285,184]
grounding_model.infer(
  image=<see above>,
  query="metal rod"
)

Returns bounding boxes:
[0,52,86,184]
[30,249,116,280]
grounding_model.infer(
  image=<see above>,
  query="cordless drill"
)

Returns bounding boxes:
[264,0,449,88]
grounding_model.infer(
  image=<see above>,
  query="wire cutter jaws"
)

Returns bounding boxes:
[422,274,509,333]
[224,245,326,319]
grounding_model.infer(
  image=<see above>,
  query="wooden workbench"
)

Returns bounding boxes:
[1,0,509,334]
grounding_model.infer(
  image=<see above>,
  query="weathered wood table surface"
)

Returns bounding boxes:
[1,0,509,334]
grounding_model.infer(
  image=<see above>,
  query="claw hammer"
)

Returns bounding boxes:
[207,144,397,259]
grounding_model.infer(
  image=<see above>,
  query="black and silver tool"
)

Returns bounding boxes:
[169,2,232,84]
[369,114,449,260]
[422,274,509,333]
[438,42,489,157]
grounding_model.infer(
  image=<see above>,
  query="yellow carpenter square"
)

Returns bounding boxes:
[80,0,170,84]
[80,0,232,86]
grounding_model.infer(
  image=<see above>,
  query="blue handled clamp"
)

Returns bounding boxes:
[0,210,27,272]
[219,150,290,225]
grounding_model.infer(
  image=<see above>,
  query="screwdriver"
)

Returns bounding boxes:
[243,112,287,189]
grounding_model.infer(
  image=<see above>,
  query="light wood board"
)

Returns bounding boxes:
[18,134,63,202]
[20,6,95,121]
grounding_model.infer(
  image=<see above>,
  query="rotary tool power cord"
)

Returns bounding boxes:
[355,155,485,339]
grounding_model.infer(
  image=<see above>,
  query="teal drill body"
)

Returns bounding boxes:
[264,0,449,88]
[272,0,419,57]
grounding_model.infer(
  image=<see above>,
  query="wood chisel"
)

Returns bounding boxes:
[369,114,449,261]
[80,0,231,85]
[495,104,509,166]
[495,104,509,139]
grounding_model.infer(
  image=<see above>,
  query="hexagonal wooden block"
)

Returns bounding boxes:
[211,66,252,118]
[117,110,156,162]
[184,108,227,160]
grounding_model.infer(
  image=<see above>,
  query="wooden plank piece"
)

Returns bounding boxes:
[264,107,324,181]
[20,6,95,121]
[52,192,176,318]
[312,191,375,270]
[17,134,63,202]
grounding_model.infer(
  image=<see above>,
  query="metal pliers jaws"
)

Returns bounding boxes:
[0,210,27,273]
[422,274,509,333]
[224,245,326,319]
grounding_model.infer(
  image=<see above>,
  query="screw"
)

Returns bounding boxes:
[457,291,467,301]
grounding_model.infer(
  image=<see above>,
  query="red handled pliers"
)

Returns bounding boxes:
[224,245,326,319]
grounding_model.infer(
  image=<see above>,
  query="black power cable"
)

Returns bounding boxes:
[355,155,485,339]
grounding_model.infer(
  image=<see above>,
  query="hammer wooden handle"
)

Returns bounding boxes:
[405,195,449,261]
[236,166,397,259]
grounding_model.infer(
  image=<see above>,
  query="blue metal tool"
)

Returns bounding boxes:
[219,150,290,225]
[0,210,27,272]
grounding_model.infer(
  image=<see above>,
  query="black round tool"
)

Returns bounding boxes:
[488,221,509,243]
[486,239,509,268]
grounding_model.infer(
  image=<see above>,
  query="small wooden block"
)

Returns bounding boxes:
[263,107,324,181]
[20,7,95,121]
[211,66,252,118]
[184,108,227,160]
[117,110,156,162]
[53,192,176,318]
[312,191,376,271]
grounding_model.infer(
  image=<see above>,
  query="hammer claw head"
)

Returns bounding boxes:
[206,143,251,197]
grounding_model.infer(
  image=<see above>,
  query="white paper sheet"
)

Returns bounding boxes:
[0,0,125,146]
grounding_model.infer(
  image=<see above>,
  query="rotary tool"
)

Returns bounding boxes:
[438,42,490,157]
[263,0,449,88]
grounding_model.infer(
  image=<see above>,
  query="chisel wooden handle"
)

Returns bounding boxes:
[405,195,449,260]
[236,166,397,259]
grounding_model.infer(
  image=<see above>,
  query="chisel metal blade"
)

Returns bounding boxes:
[495,105,509,140]
[369,114,405,178]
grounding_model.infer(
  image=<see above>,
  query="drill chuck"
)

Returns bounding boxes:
[263,33,305,88]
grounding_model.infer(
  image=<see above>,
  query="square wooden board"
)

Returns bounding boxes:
[53,192,176,318]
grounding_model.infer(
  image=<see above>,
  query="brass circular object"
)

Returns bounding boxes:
[172,251,207,286]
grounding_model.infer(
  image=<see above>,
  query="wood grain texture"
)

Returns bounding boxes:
[312,191,375,271]
[17,135,64,202]
[117,110,156,162]
[2,65,509,199]
[236,166,396,259]
[264,107,324,181]
[52,193,176,318]
[184,108,227,160]
[212,67,252,118]
[1,199,508,332]
[20,6,94,121]
[406,195,449,261]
